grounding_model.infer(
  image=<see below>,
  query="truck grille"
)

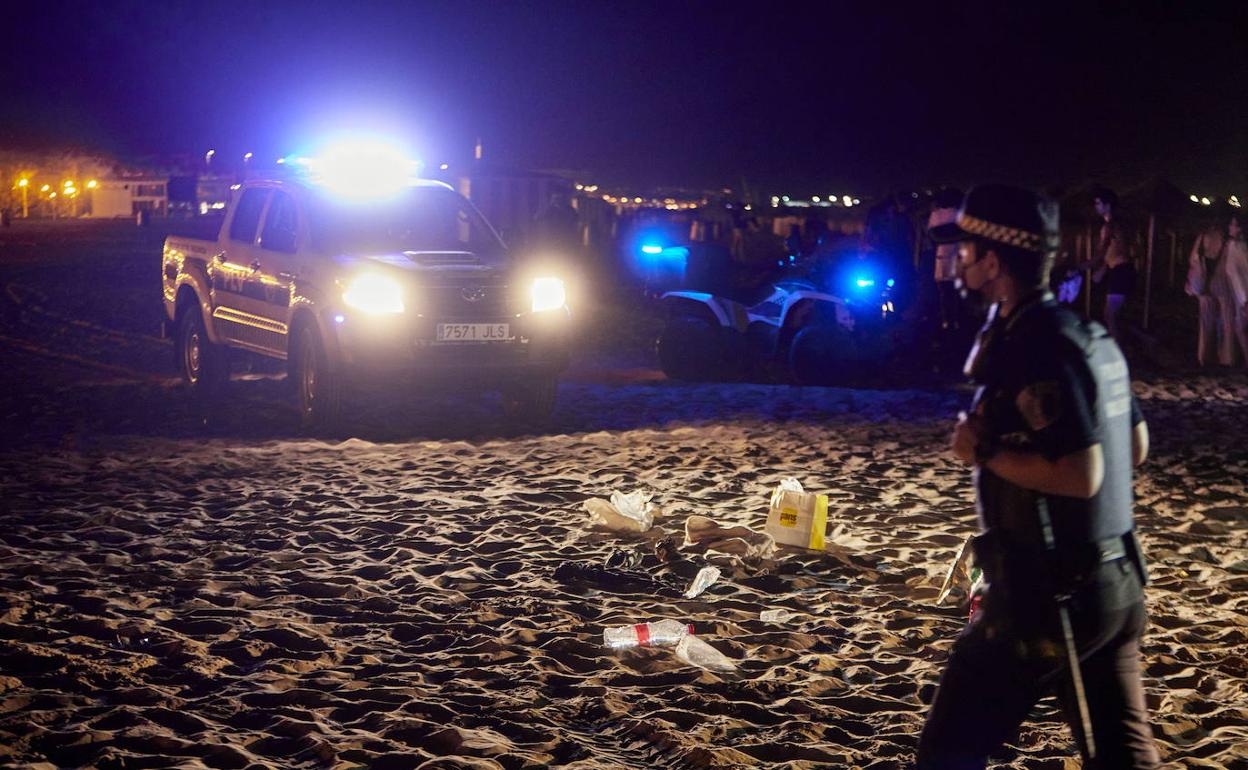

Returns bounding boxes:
[424,283,516,319]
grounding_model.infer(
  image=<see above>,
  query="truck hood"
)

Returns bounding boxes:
[334,250,512,279]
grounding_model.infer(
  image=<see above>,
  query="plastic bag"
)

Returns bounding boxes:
[682,565,722,599]
[611,491,658,524]
[584,490,656,533]
[778,477,805,493]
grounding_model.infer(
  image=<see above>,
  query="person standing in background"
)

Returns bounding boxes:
[1207,212,1248,367]
[1091,188,1134,339]
[1185,213,1227,367]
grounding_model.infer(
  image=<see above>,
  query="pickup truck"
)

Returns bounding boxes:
[162,176,571,430]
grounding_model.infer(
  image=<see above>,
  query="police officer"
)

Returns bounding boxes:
[916,185,1160,769]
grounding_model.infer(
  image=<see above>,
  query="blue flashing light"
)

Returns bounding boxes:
[640,244,663,255]
[856,278,875,288]
[886,278,895,288]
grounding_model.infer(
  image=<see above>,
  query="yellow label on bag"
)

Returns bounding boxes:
[779,507,798,527]
[808,495,828,550]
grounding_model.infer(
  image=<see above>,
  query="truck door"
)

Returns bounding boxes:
[253,189,301,344]
[211,187,284,354]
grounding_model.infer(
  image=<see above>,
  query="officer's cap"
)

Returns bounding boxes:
[928,184,1059,254]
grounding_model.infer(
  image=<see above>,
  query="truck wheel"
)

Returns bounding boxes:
[501,375,558,426]
[175,305,228,394]
[789,325,857,386]
[657,316,732,381]
[294,325,344,433]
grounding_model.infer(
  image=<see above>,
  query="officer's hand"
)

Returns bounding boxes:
[951,411,981,465]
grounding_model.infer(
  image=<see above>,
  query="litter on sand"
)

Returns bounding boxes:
[583,490,659,532]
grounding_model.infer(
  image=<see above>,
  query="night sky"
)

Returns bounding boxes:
[2,1,1245,194]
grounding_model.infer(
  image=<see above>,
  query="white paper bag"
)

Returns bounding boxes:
[765,483,829,550]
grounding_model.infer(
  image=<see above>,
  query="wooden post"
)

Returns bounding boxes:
[1143,213,1156,330]
[1169,231,1178,288]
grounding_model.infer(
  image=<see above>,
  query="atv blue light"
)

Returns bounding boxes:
[887,278,895,287]
[856,278,875,288]
[641,244,663,255]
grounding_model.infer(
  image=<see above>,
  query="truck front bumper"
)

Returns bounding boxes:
[329,307,571,391]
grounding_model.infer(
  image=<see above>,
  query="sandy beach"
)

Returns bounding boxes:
[2,222,1248,769]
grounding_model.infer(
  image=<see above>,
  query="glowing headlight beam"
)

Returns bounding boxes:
[342,274,404,314]
[530,277,567,313]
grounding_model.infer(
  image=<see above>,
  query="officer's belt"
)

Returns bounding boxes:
[973,531,1129,584]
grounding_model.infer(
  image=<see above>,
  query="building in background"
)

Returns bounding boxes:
[89,178,168,218]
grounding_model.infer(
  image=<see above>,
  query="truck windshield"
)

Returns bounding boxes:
[310,187,504,256]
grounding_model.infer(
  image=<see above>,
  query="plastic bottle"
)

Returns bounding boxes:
[603,619,693,649]
[759,608,794,623]
[683,565,722,599]
[675,635,738,673]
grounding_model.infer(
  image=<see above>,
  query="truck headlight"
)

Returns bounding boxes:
[530,277,566,313]
[342,274,404,314]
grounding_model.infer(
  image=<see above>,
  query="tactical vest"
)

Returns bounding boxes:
[970,294,1136,551]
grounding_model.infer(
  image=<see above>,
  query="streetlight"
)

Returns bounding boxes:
[17,178,29,218]
[86,180,97,189]
[205,149,215,168]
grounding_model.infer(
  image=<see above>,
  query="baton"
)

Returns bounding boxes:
[1037,498,1097,760]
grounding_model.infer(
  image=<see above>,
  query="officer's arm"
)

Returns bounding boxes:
[1132,421,1149,467]
[983,444,1105,500]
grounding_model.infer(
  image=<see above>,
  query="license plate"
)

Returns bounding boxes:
[436,323,511,342]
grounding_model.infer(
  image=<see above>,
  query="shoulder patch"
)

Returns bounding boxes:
[1016,381,1063,432]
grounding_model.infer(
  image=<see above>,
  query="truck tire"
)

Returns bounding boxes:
[501,374,558,426]
[789,324,858,386]
[657,315,733,381]
[293,324,344,433]
[175,304,228,394]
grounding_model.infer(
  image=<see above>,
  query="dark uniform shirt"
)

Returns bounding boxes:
[969,291,1143,608]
